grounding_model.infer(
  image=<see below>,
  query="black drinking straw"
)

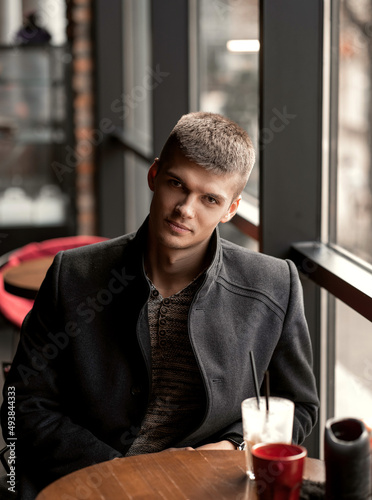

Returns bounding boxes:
[264,370,270,414]
[249,351,260,409]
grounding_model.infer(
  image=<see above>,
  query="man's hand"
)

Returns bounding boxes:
[196,440,236,451]
[161,440,237,453]
[161,447,195,452]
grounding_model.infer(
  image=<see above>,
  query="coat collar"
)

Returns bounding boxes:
[130,216,224,300]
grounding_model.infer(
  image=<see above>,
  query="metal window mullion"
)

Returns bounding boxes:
[93,0,125,237]
[326,293,336,420]
[151,0,189,158]
[324,0,341,424]
[328,0,340,245]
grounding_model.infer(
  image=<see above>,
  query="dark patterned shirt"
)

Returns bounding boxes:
[126,274,205,455]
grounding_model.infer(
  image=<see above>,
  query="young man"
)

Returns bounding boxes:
[1,112,319,498]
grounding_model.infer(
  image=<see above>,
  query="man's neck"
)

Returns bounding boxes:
[145,238,212,298]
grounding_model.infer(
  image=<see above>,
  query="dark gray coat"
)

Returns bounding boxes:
[1,219,319,498]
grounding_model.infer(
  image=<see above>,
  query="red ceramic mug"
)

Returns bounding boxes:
[251,443,307,500]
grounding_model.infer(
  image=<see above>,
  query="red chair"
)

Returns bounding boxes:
[0,236,107,329]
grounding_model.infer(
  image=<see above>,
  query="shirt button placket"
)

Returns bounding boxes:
[158,298,169,348]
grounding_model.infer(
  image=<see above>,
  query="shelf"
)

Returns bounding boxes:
[17,128,66,144]
[0,130,66,145]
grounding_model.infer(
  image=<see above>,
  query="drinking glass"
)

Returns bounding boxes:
[251,443,307,500]
[241,396,294,479]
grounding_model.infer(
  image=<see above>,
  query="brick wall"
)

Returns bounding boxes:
[66,0,96,236]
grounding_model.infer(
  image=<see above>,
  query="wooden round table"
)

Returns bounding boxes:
[2,256,54,299]
[36,450,325,499]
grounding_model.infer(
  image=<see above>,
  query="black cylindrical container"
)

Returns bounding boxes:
[324,417,371,499]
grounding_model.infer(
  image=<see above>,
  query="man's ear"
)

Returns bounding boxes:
[220,195,241,224]
[148,158,159,192]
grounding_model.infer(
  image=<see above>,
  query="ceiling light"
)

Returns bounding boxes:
[226,39,260,53]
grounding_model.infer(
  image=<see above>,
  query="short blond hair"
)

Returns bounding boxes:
[158,112,256,198]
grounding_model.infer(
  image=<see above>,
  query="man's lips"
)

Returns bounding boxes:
[166,219,192,233]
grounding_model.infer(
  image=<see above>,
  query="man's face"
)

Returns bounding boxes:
[147,150,241,253]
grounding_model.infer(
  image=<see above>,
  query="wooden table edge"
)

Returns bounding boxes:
[35,450,325,499]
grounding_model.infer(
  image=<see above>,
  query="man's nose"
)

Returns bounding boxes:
[175,195,196,218]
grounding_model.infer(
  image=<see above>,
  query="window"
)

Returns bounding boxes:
[332,0,372,265]
[198,0,259,199]
[198,0,259,249]
[324,0,372,425]
[334,299,372,423]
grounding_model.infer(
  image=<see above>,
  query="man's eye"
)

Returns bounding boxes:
[169,179,182,187]
[206,196,217,204]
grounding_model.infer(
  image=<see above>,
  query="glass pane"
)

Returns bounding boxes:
[122,0,152,150]
[0,46,70,227]
[334,0,372,264]
[334,299,372,422]
[122,0,152,232]
[198,0,259,199]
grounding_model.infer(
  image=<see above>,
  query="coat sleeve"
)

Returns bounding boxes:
[195,259,319,448]
[268,259,319,444]
[0,252,123,495]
